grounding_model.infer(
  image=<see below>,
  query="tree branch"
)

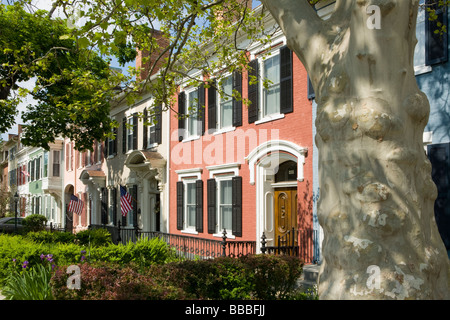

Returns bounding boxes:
[260,0,323,68]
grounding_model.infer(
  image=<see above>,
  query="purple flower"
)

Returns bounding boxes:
[81,256,86,262]
[22,261,29,269]
[46,254,54,263]
[12,258,16,263]
[40,254,46,260]
[81,250,86,254]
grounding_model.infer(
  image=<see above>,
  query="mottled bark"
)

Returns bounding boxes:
[262,0,450,299]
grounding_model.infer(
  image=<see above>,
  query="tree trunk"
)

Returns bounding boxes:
[262,0,450,299]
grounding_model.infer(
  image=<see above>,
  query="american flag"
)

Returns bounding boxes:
[21,169,30,177]
[68,194,83,215]
[120,185,132,217]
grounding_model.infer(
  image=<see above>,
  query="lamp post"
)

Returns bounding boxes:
[14,192,19,234]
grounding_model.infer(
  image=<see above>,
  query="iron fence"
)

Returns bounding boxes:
[89,223,319,263]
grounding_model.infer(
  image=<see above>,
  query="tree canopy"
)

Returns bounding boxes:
[0,1,124,150]
[1,0,448,150]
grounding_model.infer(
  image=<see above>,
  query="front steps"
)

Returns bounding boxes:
[297,264,320,292]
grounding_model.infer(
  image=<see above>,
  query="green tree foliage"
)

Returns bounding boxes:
[0,1,123,150]
[1,0,448,150]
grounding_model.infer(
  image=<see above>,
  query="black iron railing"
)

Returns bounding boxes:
[90,223,256,260]
[261,228,319,263]
[89,223,319,263]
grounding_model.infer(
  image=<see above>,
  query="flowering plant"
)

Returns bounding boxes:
[2,254,55,300]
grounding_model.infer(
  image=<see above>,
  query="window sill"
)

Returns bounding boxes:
[181,229,198,235]
[255,113,285,125]
[212,126,236,136]
[213,232,235,240]
[414,65,432,76]
[182,135,201,143]
[146,142,159,149]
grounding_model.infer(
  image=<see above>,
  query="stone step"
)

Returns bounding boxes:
[296,264,320,291]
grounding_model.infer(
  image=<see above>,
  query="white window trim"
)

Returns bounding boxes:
[414,65,432,75]
[255,113,285,125]
[217,73,235,131]
[206,163,240,239]
[260,53,282,120]
[176,168,202,180]
[181,179,198,234]
[181,87,200,141]
[206,163,240,178]
[176,168,203,235]
[212,175,236,239]
[126,116,135,153]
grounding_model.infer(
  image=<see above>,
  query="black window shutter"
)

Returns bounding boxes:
[425,1,448,65]
[122,117,127,154]
[155,104,162,144]
[103,139,108,159]
[427,143,450,249]
[143,108,148,149]
[132,113,138,150]
[177,181,184,230]
[132,184,138,226]
[196,179,203,233]
[307,74,315,100]
[280,45,293,114]
[122,186,127,226]
[112,187,117,226]
[232,71,242,127]
[101,188,108,225]
[207,178,216,234]
[232,176,242,237]
[208,80,217,131]
[178,92,186,141]
[113,127,118,155]
[248,59,259,124]
[198,83,206,135]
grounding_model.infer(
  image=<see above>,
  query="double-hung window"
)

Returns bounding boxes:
[176,169,203,233]
[208,72,242,132]
[185,181,197,230]
[217,178,233,233]
[415,0,448,73]
[219,75,234,129]
[122,113,138,153]
[108,188,117,225]
[206,164,242,237]
[178,84,205,141]
[187,89,199,137]
[248,45,293,124]
[143,105,162,148]
[52,151,60,177]
[263,55,281,117]
[127,118,134,150]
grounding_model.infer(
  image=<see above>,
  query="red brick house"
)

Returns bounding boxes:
[169,21,316,261]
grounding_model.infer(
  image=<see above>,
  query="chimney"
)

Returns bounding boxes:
[136,30,170,82]
[215,0,252,22]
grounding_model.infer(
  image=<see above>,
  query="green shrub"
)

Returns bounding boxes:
[23,214,47,232]
[0,234,45,285]
[239,254,304,299]
[75,229,112,247]
[150,255,303,300]
[89,237,176,268]
[50,262,189,300]
[25,230,76,244]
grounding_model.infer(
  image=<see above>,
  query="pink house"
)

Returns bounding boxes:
[169,24,315,261]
